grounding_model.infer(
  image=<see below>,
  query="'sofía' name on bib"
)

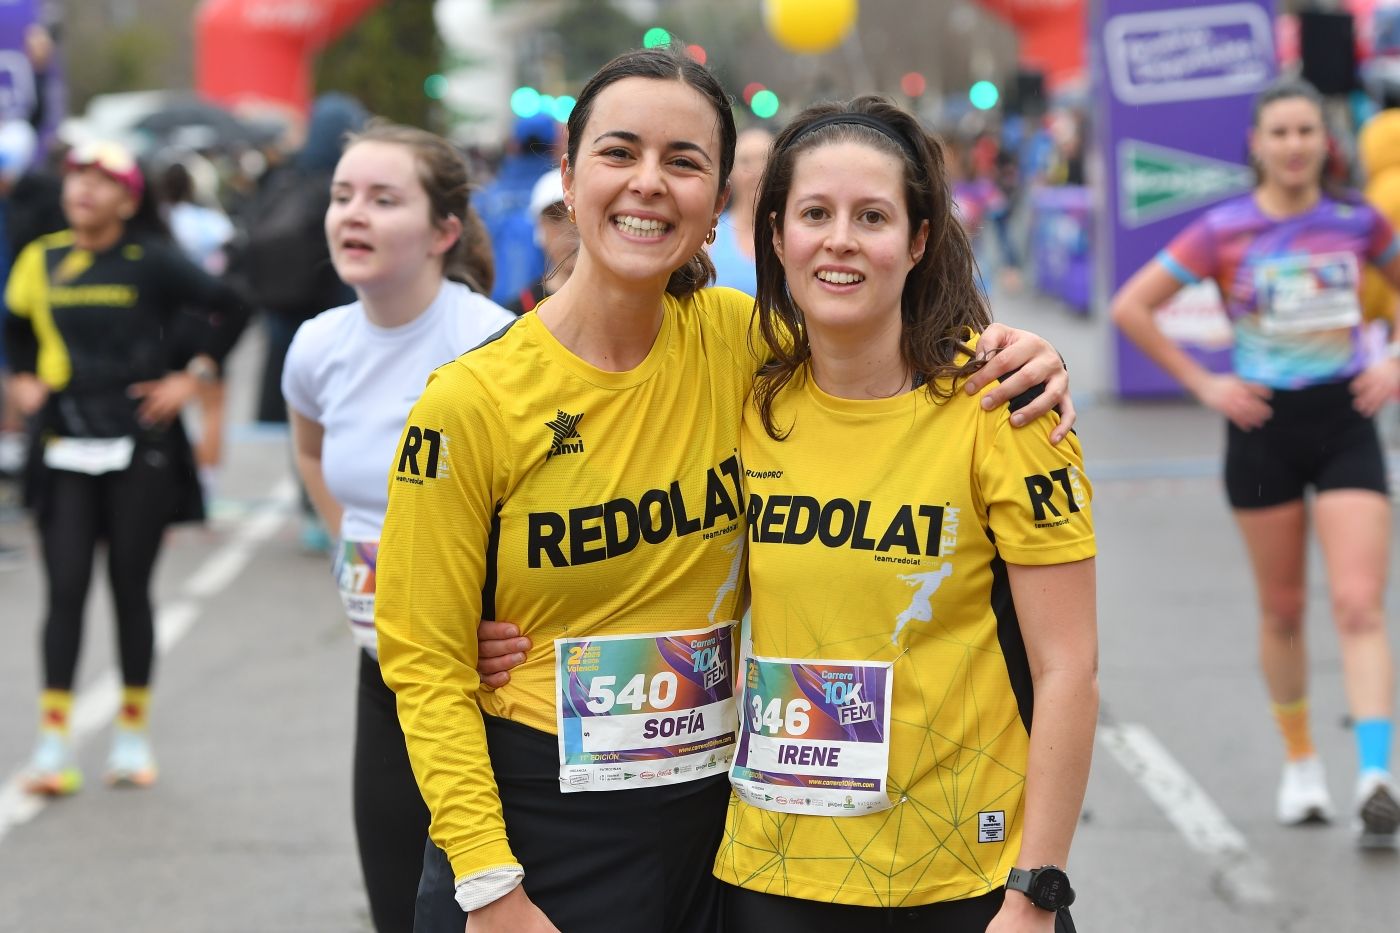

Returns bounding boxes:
[730,655,894,815]
[554,621,736,793]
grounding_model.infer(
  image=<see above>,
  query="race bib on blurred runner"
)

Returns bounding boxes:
[333,539,378,655]
[555,622,736,793]
[1254,252,1362,335]
[730,655,894,816]
[43,436,134,475]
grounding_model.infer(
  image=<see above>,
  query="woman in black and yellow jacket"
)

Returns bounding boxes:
[2,141,247,794]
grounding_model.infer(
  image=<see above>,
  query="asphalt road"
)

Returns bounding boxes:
[1,298,1398,932]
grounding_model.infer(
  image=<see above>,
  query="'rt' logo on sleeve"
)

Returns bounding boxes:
[1023,466,1085,524]
[396,426,448,482]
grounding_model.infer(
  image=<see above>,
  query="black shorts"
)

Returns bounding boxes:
[722,883,1078,933]
[414,715,730,933]
[1224,380,1389,510]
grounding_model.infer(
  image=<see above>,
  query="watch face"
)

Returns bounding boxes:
[1032,869,1072,909]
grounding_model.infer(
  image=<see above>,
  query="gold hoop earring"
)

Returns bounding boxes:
[705,227,717,245]
[566,204,576,224]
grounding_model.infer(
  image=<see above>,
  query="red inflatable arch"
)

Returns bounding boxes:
[194,0,383,118]
[975,0,1086,90]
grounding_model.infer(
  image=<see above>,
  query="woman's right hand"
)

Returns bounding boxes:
[7,373,49,416]
[477,621,532,688]
[1193,373,1272,430]
[465,886,560,933]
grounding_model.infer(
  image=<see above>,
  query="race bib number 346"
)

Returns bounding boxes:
[555,622,736,793]
[730,656,894,815]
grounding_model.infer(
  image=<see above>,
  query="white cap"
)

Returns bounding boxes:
[528,170,566,221]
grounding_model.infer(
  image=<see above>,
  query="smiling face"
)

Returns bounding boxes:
[563,76,728,290]
[1250,96,1327,195]
[326,140,457,293]
[774,140,927,340]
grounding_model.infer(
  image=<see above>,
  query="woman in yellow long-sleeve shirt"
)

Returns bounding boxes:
[375,46,1074,933]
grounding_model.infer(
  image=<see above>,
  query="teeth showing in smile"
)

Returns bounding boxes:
[817,270,864,285]
[614,214,670,237]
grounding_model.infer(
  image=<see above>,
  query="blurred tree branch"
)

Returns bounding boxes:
[315,1,444,129]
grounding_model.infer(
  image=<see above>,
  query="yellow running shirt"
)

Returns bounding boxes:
[376,287,755,883]
[714,351,1096,907]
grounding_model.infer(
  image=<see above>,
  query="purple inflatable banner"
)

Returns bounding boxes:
[1093,0,1277,397]
[0,0,36,117]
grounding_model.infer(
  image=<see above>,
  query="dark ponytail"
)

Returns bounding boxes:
[456,204,495,296]
[666,248,718,296]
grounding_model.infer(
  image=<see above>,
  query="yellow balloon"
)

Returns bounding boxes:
[1362,167,1400,324]
[1365,167,1400,225]
[1359,109,1400,179]
[764,0,859,54]
[1360,266,1394,324]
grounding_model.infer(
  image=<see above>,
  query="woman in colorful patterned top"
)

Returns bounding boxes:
[1112,79,1400,847]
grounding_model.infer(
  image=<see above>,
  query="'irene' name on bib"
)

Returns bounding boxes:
[730,655,895,815]
[555,622,736,793]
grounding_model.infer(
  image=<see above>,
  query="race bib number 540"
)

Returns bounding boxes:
[555,622,736,793]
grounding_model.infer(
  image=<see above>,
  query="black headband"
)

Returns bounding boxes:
[787,112,919,160]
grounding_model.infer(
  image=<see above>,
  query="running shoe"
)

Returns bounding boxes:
[23,731,82,796]
[1354,770,1400,849]
[300,516,331,554]
[1276,756,1334,825]
[104,727,158,788]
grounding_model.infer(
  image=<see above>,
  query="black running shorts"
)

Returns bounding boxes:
[1224,380,1389,510]
[414,714,730,933]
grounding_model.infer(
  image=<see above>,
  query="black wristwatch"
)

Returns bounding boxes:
[1006,865,1075,911]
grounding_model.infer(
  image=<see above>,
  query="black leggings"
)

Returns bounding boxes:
[355,649,431,933]
[38,455,174,691]
[724,883,1078,932]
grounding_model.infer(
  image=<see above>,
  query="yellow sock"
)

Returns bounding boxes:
[39,689,73,736]
[118,686,150,730]
[1272,697,1315,761]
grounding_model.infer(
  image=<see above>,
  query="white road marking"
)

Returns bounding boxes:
[182,503,289,600]
[0,481,294,842]
[1099,722,1276,906]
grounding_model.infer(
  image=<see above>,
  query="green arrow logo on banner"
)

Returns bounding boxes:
[1119,140,1254,229]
